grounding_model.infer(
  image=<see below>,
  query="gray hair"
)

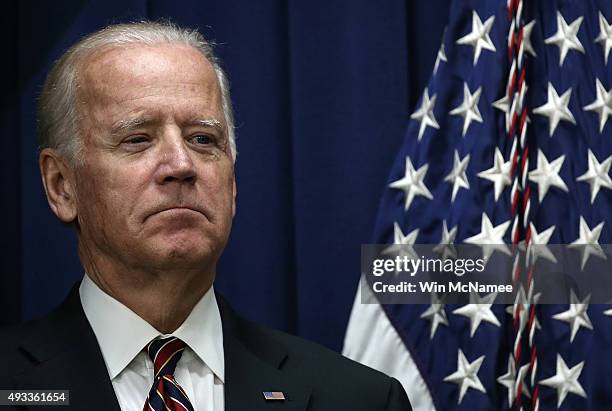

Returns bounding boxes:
[37,21,236,164]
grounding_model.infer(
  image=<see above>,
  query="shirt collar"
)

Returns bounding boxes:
[79,274,224,382]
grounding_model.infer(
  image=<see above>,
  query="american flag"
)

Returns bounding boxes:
[262,391,286,401]
[344,0,612,410]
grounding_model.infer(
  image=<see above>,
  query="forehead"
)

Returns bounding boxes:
[76,43,222,119]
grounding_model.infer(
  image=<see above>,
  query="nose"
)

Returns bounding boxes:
[155,133,197,185]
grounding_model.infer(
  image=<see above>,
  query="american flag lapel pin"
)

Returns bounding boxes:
[263,391,286,401]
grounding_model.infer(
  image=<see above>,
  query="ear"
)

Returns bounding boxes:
[39,148,78,223]
[231,177,237,218]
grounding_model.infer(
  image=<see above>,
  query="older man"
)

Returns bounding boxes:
[0,22,411,410]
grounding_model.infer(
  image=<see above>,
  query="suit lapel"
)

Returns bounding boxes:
[219,296,312,411]
[15,286,121,411]
[14,287,310,411]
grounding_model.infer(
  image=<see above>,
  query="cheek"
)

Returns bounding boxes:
[195,162,235,225]
[208,164,235,205]
[76,163,146,226]
[77,173,115,227]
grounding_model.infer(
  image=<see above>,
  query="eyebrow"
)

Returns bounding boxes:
[187,118,225,134]
[109,117,225,136]
[110,117,155,136]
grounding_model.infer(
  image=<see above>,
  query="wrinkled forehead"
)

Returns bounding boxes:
[75,43,223,113]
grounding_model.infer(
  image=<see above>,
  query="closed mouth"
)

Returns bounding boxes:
[145,206,205,222]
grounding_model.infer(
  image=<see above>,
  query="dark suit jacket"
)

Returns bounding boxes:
[0,286,411,410]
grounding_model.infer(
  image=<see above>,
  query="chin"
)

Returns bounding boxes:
[153,235,221,268]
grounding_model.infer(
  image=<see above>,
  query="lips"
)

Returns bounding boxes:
[144,205,206,222]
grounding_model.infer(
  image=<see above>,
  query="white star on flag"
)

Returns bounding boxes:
[392,222,419,246]
[410,89,440,141]
[497,355,531,407]
[583,78,612,133]
[452,291,501,337]
[456,11,496,65]
[553,290,593,343]
[523,20,537,57]
[444,349,486,404]
[505,285,541,340]
[383,222,419,261]
[492,86,531,134]
[477,147,511,201]
[568,216,606,269]
[492,92,512,133]
[595,11,612,65]
[533,82,576,136]
[526,223,557,264]
[433,220,458,260]
[420,293,449,339]
[539,354,587,408]
[434,40,447,74]
[576,149,612,203]
[464,212,511,260]
[444,150,471,202]
[544,12,585,66]
[389,157,433,210]
[450,83,483,136]
[528,148,568,202]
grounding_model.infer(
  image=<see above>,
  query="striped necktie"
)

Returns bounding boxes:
[143,336,195,411]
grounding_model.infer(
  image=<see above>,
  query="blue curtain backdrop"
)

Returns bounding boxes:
[1,0,449,352]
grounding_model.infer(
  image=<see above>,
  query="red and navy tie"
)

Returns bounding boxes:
[143,336,195,411]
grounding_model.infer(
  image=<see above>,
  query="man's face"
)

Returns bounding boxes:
[72,43,235,273]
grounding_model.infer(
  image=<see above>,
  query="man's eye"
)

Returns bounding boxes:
[125,136,149,144]
[190,135,213,145]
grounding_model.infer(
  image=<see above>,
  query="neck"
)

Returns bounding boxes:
[78,242,214,334]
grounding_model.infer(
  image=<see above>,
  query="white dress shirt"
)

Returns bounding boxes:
[80,274,225,411]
